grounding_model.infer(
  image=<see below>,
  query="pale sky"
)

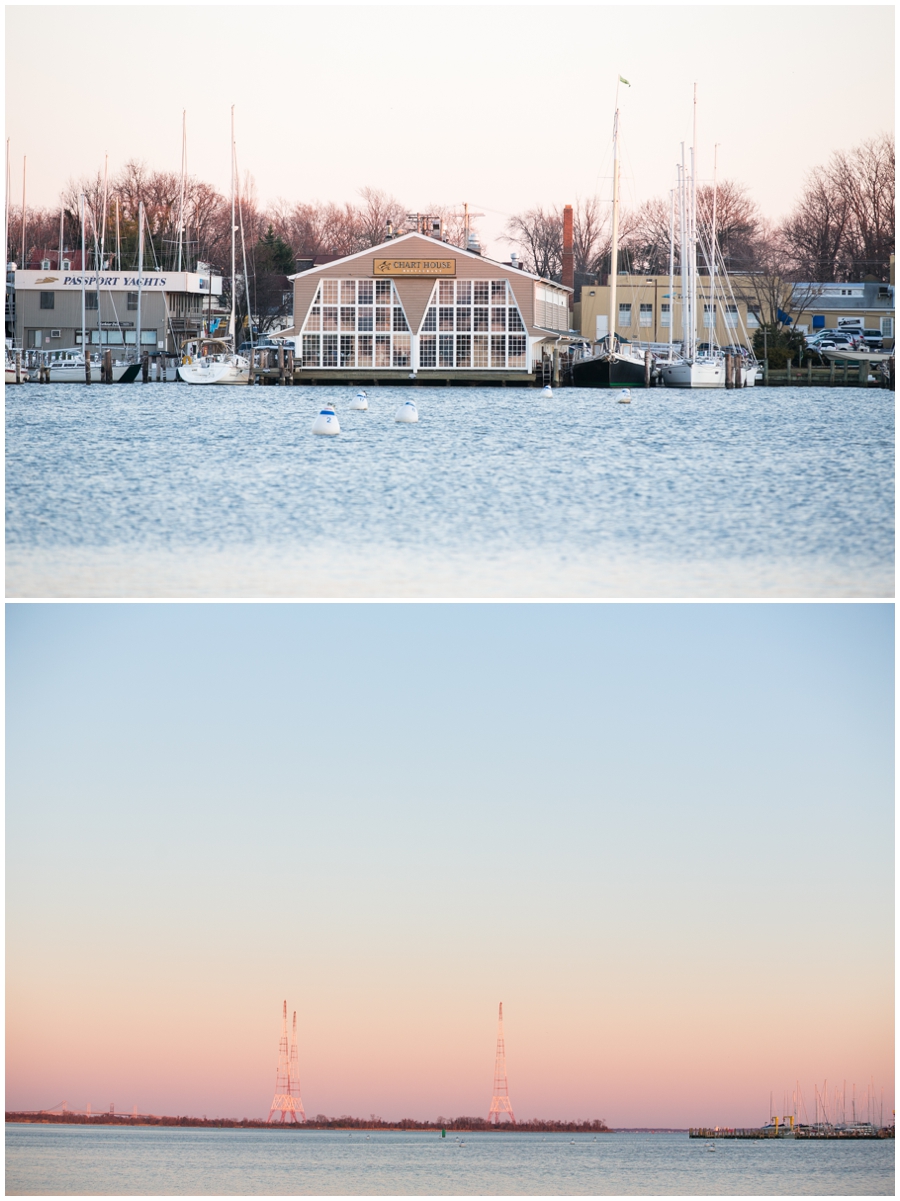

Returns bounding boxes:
[6,603,893,1126]
[5,4,895,255]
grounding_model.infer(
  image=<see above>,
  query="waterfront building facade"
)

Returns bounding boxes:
[577,276,895,348]
[282,233,574,382]
[13,268,224,353]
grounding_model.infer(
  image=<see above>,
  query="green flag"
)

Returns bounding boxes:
[619,75,631,85]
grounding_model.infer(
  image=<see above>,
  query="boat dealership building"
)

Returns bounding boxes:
[280,232,575,384]
[13,267,224,353]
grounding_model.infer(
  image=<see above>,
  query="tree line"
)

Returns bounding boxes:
[5,1110,611,1132]
[6,132,893,335]
[504,133,894,287]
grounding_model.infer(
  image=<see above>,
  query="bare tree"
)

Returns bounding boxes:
[780,133,894,281]
[503,205,563,279]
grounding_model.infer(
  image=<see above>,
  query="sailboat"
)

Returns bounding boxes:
[178,108,250,385]
[573,81,649,389]
[659,87,759,388]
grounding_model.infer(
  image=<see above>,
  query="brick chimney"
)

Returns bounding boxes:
[562,204,574,297]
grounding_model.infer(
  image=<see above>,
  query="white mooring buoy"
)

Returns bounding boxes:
[616,388,632,404]
[541,384,553,397]
[312,404,341,435]
[395,399,418,423]
[349,389,368,410]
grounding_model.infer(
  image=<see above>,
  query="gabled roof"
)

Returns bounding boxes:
[287,231,572,291]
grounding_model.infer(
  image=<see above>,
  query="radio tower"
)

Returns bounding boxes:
[267,1001,306,1124]
[488,1002,515,1124]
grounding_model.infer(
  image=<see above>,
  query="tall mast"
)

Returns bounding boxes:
[679,151,688,359]
[667,187,675,360]
[229,105,236,343]
[4,139,9,270]
[116,198,121,272]
[136,200,144,358]
[59,207,64,272]
[21,155,26,266]
[177,110,186,273]
[608,95,620,351]
[235,136,253,351]
[690,83,698,360]
[710,143,718,349]
[79,193,87,353]
[101,153,108,268]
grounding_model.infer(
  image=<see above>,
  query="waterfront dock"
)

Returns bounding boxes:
[690,1125,894,1140]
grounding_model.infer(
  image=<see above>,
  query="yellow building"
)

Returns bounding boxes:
[577,276,895,349]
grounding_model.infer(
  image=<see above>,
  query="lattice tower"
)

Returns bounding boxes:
[268,1000,305,1123]
[488,1002,515,1124]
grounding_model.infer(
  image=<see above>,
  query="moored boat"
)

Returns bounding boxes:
[177,339,249,385]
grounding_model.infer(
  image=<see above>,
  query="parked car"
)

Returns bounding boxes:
[861,329,885,350]
[238,337,281,354]
[806,329,854,347]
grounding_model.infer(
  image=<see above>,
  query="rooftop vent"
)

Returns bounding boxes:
[466,232,481,256]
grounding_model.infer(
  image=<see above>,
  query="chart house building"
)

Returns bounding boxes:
[282,232,574,384]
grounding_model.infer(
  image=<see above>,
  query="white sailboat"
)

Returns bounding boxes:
[659,87,758,389]
[178,107,250,386]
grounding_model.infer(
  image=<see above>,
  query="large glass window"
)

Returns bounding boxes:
[661,303,671,327]
[299,278,412,368]
[418,278,529,370]
[725,304,738,328]
[639,303,653,327]
[618,303,631,327]
[40,291,55,310]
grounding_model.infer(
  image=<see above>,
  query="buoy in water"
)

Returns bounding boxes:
[616,388,632,404]
[395,399,418,423]
[541,384,553,397]
[349,389,368,411]
[312,404,340,435]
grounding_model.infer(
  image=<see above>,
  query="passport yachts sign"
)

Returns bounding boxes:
[373,258,456,276]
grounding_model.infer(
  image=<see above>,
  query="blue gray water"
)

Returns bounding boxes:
[6,383,894,597]
[4,1127,894,1196]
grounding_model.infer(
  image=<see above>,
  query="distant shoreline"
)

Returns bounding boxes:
[6,1113,676,1133]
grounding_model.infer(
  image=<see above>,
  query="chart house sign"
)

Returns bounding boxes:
[373,257,456,276]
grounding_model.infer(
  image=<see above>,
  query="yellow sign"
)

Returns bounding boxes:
[373,258,456,277]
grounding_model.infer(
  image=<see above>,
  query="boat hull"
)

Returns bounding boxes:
[572,354,648,388]
[177,359,250,385]
[659,358,760,388]
[39,361,142,383]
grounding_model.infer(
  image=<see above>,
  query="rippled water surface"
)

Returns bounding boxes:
[6,383,894,596]
[5,1127,895,1196]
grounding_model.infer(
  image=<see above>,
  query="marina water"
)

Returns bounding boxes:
[6,384,893,597]
[5,1126,894,1196]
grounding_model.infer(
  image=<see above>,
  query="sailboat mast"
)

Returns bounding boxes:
[177,110,186,273]
[690,83,698,361]
[710,143,718,349]
[679,150,688,359]
[79,193,86,353]
[21,155,26,266]
[667,188,675,360]
[116,199,121,272]
[58,207,64,273]
[608,102,620,351]
[101,153,108,267]
[229,105,236,343]
[136,200,144,358]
